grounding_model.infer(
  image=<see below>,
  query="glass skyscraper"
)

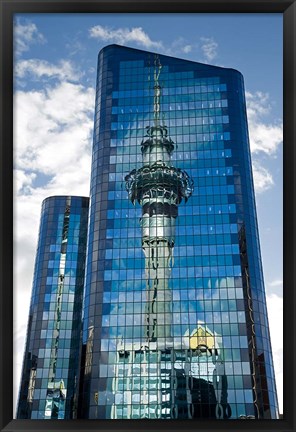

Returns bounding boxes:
[17,44,279,421]
[17,196,89,419]
[78,45,278,420]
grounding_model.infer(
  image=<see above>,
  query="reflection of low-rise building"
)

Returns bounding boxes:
[111,324,230,419]
[44,380,66,419]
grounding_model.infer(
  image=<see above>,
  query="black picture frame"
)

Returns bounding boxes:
[0,1,295,431]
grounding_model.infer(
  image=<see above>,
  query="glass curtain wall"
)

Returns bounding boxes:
[79,45,278,420]
[17,196,89,419]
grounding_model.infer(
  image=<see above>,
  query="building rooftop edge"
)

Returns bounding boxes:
[42,195,90,203]
[98,44,244,77]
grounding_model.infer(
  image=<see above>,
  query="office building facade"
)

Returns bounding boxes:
[17,196,89,419]
[17,45,279,421]
[78,45,278,420]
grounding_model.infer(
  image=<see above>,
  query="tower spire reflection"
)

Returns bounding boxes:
[125,56,193,347]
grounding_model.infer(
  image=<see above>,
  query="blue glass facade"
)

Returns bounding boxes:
[79,45,278,420]
[17,196,89,419]
[17,45,279,422]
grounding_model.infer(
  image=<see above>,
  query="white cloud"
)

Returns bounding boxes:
[183,45,192,54]
[88,27,218,66]
[249,122,283,155]
[13,73,95,414]
[14,81,94,174]
[89,25,163,50]
[14,169,36,195]
[246,91,283,155]
[65,39,86,57]
[252,160,274,194]
[14,19,46,56]
[246,91,271,116]
[14,189,43,415]
[269,279,283,288]
[266,293,283,414]
[166,36,218,62]
[15,59,83,82]
[200,37,218,62]
[165,37,195,57]
[246,91,282,195]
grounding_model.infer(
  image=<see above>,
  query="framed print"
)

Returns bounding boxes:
[0,1,295,431]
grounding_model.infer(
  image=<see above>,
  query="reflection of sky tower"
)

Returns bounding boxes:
[17,46,280,420]
[125,57,193,346]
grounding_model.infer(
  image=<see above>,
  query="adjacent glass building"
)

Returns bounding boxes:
[78,45,278,420]
[17,196,89,419]
[17,44,279,421]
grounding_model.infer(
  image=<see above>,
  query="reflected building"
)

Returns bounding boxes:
[17,196,89,419]
[17,44,279,421]
[78,45,279,419]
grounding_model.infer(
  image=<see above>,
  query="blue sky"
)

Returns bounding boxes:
[13,13,283,415]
